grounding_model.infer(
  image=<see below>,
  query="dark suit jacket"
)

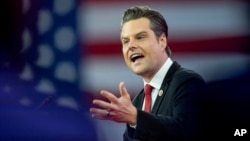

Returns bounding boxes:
[123,61,206,141]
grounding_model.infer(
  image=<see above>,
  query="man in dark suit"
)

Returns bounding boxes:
[90,6,206,141]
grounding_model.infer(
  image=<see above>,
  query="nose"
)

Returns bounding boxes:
[127,39,137,50]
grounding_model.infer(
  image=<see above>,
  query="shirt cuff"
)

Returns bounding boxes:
[129,124,137,128]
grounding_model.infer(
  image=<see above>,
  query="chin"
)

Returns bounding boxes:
[132,69,144,76]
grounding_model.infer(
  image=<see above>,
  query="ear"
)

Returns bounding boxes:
[159,34,167,51]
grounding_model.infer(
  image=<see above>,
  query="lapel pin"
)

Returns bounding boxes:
[158,90,163,96]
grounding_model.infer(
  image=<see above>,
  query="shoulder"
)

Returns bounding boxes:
[176,67,203,80]
[171,63,205,84]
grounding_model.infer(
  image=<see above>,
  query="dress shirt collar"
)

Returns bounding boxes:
[143,57,173,90]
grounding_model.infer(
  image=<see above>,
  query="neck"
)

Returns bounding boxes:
[143,56,169,83]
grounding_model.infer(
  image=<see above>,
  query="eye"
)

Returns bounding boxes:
[122,39,129,45]
[137,35,145,40]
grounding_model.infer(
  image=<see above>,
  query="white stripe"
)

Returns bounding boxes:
[80,54,250,95]
[80,56,142,95]
[78,1,249,43]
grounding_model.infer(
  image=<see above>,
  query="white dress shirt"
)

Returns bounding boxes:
[142,57,173,111]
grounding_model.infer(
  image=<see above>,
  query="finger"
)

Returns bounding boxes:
[93,99,113,109]
[119,81,130,99]
[100,90,119,104]
[89,108,107,115]
[90,108,110,120]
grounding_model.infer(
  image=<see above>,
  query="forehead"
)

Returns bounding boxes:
[121,18,152,38]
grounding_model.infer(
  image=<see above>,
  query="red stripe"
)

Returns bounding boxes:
[82,35,250,56]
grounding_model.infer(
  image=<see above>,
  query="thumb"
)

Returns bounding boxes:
[119,81,130,99]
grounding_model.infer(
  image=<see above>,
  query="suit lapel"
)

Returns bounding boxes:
[151,61,181,114]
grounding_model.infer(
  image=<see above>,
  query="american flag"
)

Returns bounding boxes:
[1,0,249,141]
[0,0,97,140]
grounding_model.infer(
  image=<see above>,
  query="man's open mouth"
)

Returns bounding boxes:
[130,53,144,62]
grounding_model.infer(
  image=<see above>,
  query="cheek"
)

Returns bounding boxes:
[122,49,126,58]
[122,49,129,62]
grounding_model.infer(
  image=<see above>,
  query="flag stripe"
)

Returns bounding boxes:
[83,35,250,56]
[79,0,249,42]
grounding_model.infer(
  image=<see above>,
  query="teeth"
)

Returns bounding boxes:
[131,53,141,58]
[130,53,143,62]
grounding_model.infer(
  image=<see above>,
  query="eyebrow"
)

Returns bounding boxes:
[121,31,148,40]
